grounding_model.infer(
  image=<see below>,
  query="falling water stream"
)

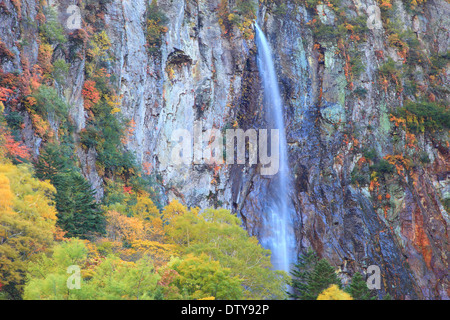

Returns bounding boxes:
[255,23,296,274]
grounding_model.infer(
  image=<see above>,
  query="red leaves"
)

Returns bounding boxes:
[123,186,132,194]
[0,87,13,102]
[142,162,153,175]
[0,128,30,162]
[82,80,101,110]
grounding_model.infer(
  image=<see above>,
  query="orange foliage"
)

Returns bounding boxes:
[405,132,418,150]
[412,208,432,269]
[378,0,393,8]
[357,156,367,167]
[338,39,354,90]
[384,154,410,177]
[369,179,380,193]
[106,210,146,243]
[38,43,53,75]
[390,114,406,128]
[142,161,153,175]
[0,87,13,102]
[53,226,68,241]
[31,113,53,140]
[82,80,101,110]
[30,65,43,90]
[0,127,30,162]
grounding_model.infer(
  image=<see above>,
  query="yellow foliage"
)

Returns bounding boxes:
[132,195,160,220]
[317,285,353,300]
[106,210,146,243]
[162,199,188,222]
[88,31,111,58]
[0,162,57,228]
[131,239,177,267]
[0,161,57,296]
[0,173,14,212]
[110,107,121,114]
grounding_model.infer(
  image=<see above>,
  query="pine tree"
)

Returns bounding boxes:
[345,272,376,300]
[35,144,105,239]
[303,258,342,300]
[56,173,105,238]
[289,249,319,299]
[289,250,342,300]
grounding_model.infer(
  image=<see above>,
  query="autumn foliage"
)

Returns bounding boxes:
[0,128,30,162]
[82,80,101,110]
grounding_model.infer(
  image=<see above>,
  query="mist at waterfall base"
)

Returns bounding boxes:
[255,23,297,275]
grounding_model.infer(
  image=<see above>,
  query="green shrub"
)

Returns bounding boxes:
[35,143,105,239]
[52,59,70,85]
[397,101,450,132]
[31,85,69,118]
[312,22,339,41]
[349,53,365,78]
[39,7,67,44]
[362,148,377,161]
[379,57,400,78]
[80,125,100,149]
[236,0,257,16]
[370,159,395,175]
[353,87,368,99]
[443,197,450,213]
[147,0,168,54]
[5,111,23,131]
[430,51,450,76]
[351,170,370,186]
[273,3,287,15]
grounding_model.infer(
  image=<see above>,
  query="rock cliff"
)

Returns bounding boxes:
[0,0,448,299]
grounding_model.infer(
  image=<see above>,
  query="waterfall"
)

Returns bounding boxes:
[255,23,296,274]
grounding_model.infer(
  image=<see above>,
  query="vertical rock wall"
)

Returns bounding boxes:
[0,0,448,299]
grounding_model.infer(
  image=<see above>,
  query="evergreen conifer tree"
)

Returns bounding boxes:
[303,258,342,300]
[345,272,376,300]
[289,250,342,300]
[36,144,105,239]
[289,249,319,299]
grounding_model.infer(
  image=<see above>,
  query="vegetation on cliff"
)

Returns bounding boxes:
[0,0,448,300]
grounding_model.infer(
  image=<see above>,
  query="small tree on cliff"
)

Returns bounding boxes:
[289,250,342,300]
[304,259,342,300]
[345,272,376,300]
[289,249,319,299]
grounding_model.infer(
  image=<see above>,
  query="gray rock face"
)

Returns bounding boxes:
[1,0,448,299]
